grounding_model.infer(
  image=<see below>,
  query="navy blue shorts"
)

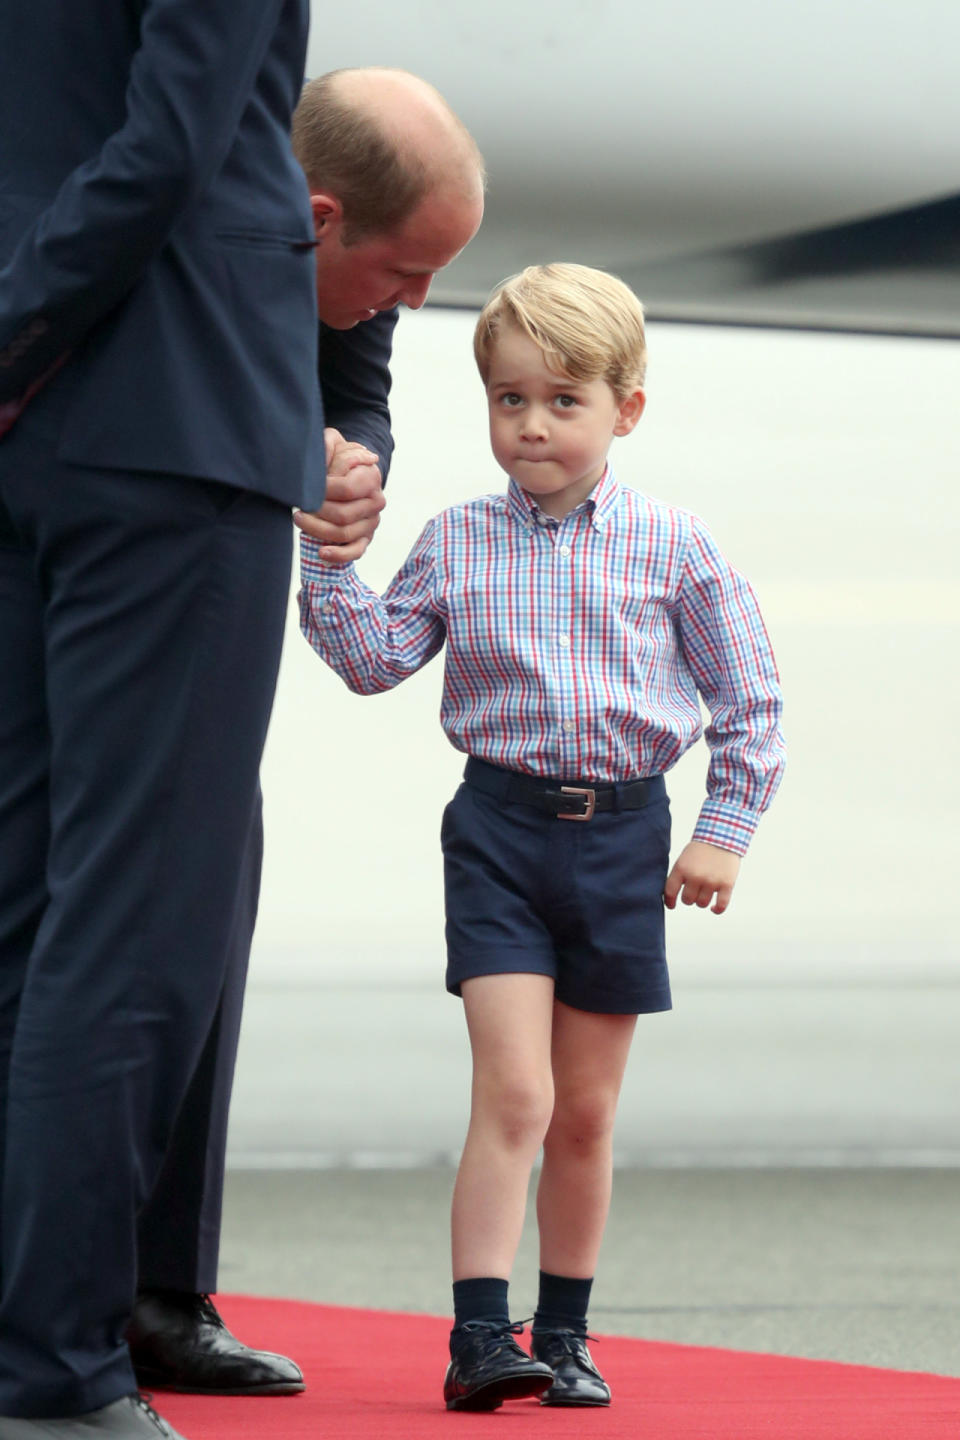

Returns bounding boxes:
[441,758,673,1016]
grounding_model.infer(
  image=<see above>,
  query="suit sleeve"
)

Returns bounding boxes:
[0,0,289,402]
[318,309,398,484]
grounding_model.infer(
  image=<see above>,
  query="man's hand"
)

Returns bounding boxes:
[293,427,386,564]
[664,841,741,915]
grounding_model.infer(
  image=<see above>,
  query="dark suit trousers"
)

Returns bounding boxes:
[0,384,293,1418]
[134,796,262,1296]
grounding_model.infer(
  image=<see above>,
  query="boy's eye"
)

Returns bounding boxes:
[554,394,577,409]
[500,392,523,407]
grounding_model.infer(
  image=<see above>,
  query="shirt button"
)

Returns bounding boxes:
[558,545,571,557]
[558,633,570,646]
[322,604,334,615]
[563,720,576,733]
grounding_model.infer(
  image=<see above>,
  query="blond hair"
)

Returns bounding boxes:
[474,263,647,396]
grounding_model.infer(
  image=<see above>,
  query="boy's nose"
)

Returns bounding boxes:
[520,408,548,440]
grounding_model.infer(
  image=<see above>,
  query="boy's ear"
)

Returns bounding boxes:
[613,388,646,437]
[310,191,344,240]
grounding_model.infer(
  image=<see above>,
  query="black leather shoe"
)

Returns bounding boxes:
[531,1328,611,1406]
[128,1290,305,1396]
[443,1320,554,1411]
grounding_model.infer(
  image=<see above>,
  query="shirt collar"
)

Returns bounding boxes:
[587,465,621,530]
[505,465,622,533]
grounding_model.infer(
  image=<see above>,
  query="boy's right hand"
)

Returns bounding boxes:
[293,427,386,563]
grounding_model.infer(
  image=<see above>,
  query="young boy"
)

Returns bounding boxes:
[297,263,785,1412]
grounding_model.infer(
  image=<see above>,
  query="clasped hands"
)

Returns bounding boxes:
[293,427,386,562]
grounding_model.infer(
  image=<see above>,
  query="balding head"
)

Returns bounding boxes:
[292,68,485,329]
[293,67,485,244]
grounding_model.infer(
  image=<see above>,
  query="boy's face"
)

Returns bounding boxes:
[484,323,644,519]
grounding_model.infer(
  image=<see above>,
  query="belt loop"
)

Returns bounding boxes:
[465,755,511,802]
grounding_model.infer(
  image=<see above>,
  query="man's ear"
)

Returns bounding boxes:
[310,191,344,241]
[613,388,646,437]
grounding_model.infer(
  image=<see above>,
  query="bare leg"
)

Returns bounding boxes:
[451,974,556,1281]
[536,1001,637,1278]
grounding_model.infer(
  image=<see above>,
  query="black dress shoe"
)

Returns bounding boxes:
[443,1320,554,1411]
[531,1328,611,1406]
[128,1290,305,1396]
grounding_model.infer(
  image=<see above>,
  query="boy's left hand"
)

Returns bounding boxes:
[664,842,741,915]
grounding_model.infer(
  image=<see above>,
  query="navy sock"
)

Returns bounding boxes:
[532,1271,593,1336]
[451,1277,510,1351]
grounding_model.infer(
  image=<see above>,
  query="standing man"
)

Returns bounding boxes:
[125,73,486,1399]
[126,69,485,1400]
[0,3,325,1437]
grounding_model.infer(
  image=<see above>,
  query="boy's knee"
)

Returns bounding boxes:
[547,1092,617,1151]
[476,1074,554,1150]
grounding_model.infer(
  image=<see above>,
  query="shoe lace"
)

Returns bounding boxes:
[452,1316,532,1361]
[195,1292,226,1328]
[135,1393,174,1434]
[461,1317,526,1336]
[538,1328,599,1356]
[457,1315,534,1344]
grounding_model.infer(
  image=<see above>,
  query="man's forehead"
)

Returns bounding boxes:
[373,227,468,276]
[382,185,483,269]
[372,232,435,271]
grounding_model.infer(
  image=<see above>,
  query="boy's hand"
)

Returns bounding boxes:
[664,841,741,915]
[293,427,386,563]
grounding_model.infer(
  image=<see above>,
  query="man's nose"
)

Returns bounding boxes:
[399,273,434,310]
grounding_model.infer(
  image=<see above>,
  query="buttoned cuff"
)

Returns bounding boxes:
[299,533,358,586]
[691,801,762,856]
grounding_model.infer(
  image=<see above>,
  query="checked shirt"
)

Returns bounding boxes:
[299,467,784,854]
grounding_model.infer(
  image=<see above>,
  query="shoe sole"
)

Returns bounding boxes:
[541,1392,611,1407]
[134,1369,305,1396]
[446,1370,553,1411]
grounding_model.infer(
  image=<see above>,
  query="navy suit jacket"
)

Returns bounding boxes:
[319,312,398,484]
[0,0,327,508]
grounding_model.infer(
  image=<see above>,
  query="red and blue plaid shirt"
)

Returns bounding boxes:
[300,468,784,854]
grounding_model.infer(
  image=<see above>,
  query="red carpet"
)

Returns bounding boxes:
[156,1294,960,1439]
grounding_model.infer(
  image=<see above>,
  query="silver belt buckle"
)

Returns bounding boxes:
[558,785,596,821]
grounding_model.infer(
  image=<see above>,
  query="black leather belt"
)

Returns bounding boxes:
[464,756,664,822]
